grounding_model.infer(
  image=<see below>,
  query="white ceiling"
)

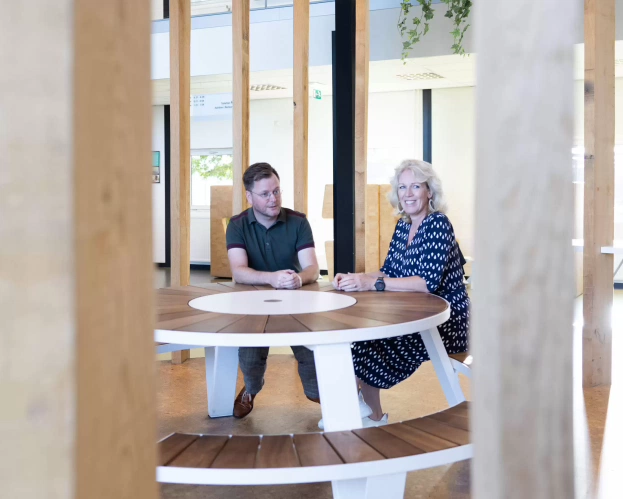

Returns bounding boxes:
[152,41,623,105]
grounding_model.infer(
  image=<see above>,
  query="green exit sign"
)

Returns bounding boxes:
[313,89,322,100]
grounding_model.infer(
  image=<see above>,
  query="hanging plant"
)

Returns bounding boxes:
[398,0,472,59]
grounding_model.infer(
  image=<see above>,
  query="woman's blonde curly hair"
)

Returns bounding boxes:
[388,159,447,223]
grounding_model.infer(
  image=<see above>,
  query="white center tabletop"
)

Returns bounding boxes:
[189,290,357,315]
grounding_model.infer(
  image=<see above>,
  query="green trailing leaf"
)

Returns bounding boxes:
[398,0,471,59]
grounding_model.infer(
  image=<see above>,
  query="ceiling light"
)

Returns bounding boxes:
[396,73,444,81]
[250,84,287,91]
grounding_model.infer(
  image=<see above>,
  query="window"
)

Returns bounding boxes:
[191,149,233,209]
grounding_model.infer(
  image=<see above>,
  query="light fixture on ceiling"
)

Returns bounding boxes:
[250,84,287,91]
[396,72,444,81]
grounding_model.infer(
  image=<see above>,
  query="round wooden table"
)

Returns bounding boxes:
[155,281,465,432]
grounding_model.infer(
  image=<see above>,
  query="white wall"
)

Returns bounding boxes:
[153,90,424,268]
[431,87,476,267]
[152,106,166,263]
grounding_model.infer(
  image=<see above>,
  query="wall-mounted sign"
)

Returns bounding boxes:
[313,89,322,100]
[152,151,160,183]
[190,93,233,120]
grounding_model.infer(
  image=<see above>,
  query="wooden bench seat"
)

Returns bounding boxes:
[157,402,471,489]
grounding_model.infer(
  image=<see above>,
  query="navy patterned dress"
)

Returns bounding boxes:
[352,211,470,389]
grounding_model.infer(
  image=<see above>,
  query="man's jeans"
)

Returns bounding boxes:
[238,346,319,399]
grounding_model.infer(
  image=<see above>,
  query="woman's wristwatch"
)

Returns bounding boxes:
[374,277,385,291]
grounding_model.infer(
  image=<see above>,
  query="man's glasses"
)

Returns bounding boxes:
[250,189,283,200]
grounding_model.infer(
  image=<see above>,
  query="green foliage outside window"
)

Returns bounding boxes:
[191,155,233,181]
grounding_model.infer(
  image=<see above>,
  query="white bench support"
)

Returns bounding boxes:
[204,346,239,418]
[420,328,466,407]
[312,342,361,432]
[333,473,407,499]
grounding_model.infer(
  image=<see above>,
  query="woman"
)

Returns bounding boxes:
[332,159,469,427]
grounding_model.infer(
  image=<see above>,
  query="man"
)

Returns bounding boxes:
[226,162,320,418]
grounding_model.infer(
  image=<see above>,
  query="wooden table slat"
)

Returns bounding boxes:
[353,427,426,458]
[292,434,344,467]
[330,305,435,325]
[176,314,247,333]
[157,309,207,322]
[168,435,230,468]
[317,311,391,328]
[323,431,385,463]
[292,313,355,332]
[193,283,237,293]
[157,288,209,297]
[156,312,221,331]
[256,435,300,468]
[218,315,269,334]
[405,418,470,445]
[159,433,199,466]
[449,353,473,366]
[218,282,258,291]
[210,436,261,469]
[264,315,311,333]
[381,422,457,453]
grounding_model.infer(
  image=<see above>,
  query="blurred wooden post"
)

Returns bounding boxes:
[583,0,615,388]
[354,0,369,273]
[170,0,191,364]
[473,0,577,497]
[1,2,156,498]
[294,0,309,214]
[233,0,250,215]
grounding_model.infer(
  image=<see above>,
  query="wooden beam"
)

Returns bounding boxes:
[169,0,191,364]
[583,0,615,388]
[473,0,577,497]
[170,0,191,288]
[1,2,156,498]
[354,0,369,273]
[293,0,310,214]
[233,0,250,215]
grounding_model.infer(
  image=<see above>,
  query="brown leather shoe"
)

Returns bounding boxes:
[233,387,256,418]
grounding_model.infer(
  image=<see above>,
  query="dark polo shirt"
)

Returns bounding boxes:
[225,208,315,272]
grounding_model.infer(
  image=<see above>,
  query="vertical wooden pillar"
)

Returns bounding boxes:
[170,0,191,288]
[473,0,577,497]
[294,0,309,214]
[170,0,191,364]
[233,0,250,215]
[354,0,369,273]
[1,2,156,498]
[583,0,615,388]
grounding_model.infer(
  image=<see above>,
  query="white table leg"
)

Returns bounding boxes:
[332,473,407,499]
[419,327,466,407]
[311,342,361,432]
[204,346,239,418]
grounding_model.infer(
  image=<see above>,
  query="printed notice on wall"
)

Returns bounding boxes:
[191,93,233,120]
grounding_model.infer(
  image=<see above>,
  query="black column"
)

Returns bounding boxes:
[423,89,432,163]
[164,105,171,267]
[163,0,169,19]
[332,0,356,274]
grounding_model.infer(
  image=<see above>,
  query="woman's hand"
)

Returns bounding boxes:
[335,273,376,292]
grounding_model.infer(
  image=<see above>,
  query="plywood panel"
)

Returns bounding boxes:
[293,0,309,214]
[232,0,250,215]
[170,0,191,287]
[210,186,233,278]
[583,0,615,387]
[322,184,333,219]
[325,240,334,280]
[365,184,380,272]
[379,184,397,262]
[473,0,576,497]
